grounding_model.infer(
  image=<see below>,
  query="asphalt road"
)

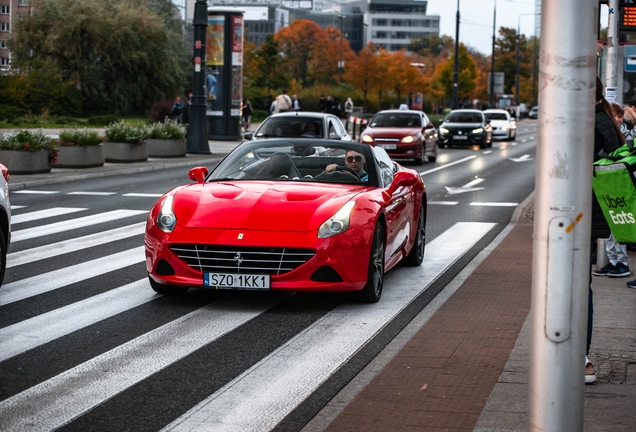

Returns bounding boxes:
[0,121,538,431]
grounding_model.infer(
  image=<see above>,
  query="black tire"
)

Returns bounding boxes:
[0,230,6,288]
[428,145,438,163]
[510,131,516,141]
[148,275,189,295]
[479,138,487,149]
[357,224,385,303]
[403,203,426,266]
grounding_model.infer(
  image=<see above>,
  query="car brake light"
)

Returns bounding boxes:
[0,164,8,183]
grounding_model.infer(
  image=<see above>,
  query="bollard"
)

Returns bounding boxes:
[596,238,609,269]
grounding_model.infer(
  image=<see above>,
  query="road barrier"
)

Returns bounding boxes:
[347,116,368,141]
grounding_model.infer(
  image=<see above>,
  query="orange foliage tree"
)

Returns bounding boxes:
[275,20,325,88]
[387,50,426,104]
[312,26,357,85]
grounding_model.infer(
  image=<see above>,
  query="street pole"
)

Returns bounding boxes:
[452,0,460,109]
[528,0,597,430]
[339,15,343,84]
[489,0,496,108]
[604,0,619,102]
[186,0,210,154]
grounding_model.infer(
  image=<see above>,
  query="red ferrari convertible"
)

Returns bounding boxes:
[145,139,426,302]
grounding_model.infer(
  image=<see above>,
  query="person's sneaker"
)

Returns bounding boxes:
[627,279,636,289]
[608,262,631,277]
[593,263,614,276]
[585,361,597,384]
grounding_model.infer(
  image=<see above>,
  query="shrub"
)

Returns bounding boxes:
[146,118,185,139]
[0,129,59,163]
[104,120,146,144]
[58,128,104,146]
[148,100,176,124]
[0,105,27,123]
[53,116,81,126]
[87,115,118,126]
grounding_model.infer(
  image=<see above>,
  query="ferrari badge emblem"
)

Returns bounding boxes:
[238,233,244,239]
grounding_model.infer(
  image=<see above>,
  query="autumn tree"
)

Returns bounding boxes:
[275,20,325,88]
[433,44,478,102]
[312,26,356,85]
[373,47,393,109]
[388,50,425,104]
[250,35,288,95]
[343,42,377,113]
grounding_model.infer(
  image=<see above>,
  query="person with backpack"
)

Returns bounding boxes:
[275,89,292,113]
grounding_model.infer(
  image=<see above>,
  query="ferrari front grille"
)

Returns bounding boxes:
[169,244,315,275]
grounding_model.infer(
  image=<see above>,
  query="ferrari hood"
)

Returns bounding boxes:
[171,181,363,232]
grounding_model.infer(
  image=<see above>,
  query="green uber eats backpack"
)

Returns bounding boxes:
[593,143,636,243]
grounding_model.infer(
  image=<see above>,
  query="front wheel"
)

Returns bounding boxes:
[404,203,426,266]
[357,224,385,303]
[148,275,189,295]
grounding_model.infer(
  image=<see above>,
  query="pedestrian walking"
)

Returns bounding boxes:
[292,94,302,112]
[344,97,354,130]
[170,96,184,124]
[589,77,626,384]
[318,95,327,113]
[265,95,274,116]
[242,97,253,132]
[276,89,292,113]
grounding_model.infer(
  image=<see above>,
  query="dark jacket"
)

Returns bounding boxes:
[592,103,622,239]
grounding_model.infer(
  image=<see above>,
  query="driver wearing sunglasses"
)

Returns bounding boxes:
[325,149,368,181]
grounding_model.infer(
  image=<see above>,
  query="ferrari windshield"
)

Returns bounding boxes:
[369,113,422,128]
[445,111,484,123]
[208,139,378,186]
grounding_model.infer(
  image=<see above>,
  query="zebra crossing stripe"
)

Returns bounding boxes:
[11,209,147,243]
[0,279,156,362]
[7,222,146,268]
[12,190,58,194]
[11,207,87,225]
[0,292,292,432]
[0,246,145,306]
[163,222,497,432]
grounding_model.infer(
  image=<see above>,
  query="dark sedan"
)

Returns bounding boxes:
[438,109,493,149]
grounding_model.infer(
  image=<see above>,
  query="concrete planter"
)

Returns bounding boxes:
[0,149,51,174]
[146,138,186,158]
[103,141,147,163]
[55,144,105,168]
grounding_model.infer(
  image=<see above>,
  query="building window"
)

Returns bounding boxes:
[0,57,9,66]
[373,19,387,26]
[0,40,6,49]
[1,6,9,14]
[0,23,8,32]
[17,0,28,6]
[391,20,403,27]
[373,31,387,39]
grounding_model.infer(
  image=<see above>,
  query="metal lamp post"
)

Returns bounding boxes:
[339,15,344,84]
[186,0,210,154]
[452,0,460,109]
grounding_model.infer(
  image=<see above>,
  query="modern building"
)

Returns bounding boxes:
[0,0,30,72]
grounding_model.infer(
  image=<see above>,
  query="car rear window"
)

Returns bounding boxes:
[445,112,483,123]
[485,113,508,120]
[370,113,422,128]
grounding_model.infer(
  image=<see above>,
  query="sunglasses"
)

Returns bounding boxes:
[346,155,363,162]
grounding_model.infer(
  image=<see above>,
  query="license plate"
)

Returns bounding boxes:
[453,135,468,140]
[378,144,397,150]
[204,272,270,290]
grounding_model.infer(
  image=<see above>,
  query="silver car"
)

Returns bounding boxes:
[484,109,517,140]
[245,112,352,142]
[0,163,10,288]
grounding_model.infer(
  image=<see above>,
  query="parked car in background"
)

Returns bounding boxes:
[484,109,517,140]
[0,163,10,288]
[528,106,539,119]
[145,139,427,303]
[359,109,438,164]
[438,109,493,149]
[245,112,351,142]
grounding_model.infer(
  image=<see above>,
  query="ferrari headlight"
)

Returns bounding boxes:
[439,127,449,134]
[401,135,415,143]
[472,128,484,134]
[361,135,373,143]
[157,195,176,233]
[318,200,356,238]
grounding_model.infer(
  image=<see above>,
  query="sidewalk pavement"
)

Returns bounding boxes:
[4,144,635,430]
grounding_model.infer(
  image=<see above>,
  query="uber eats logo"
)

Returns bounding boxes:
[602,194,635,224]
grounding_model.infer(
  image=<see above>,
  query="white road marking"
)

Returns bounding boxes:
[428,201,459,205]
[11,209,147,242]
[510,154,532,162]
[12,190,58,194]
[122,193,163,198]
[419,155,476,176]
[470,202,519,207]
[163,223,497,432]
[67,191,117,196]
[7,222,146,267]
[0,246,145,306]
[11,207,87,225]
[0,279,157,362]
[10,205,25,210]
[483,150,493,154]
[0,292,292,432]
[445,178,485,195]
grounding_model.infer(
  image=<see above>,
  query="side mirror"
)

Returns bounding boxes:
[244,132,253,140]
[383,171,419,199]
[424,123,435,130]
[188,166,209,183]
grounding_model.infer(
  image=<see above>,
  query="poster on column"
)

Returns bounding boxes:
[206,15,224,116]
[231,15,244,117]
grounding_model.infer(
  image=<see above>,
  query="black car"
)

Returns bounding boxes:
[438,109,493,149]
